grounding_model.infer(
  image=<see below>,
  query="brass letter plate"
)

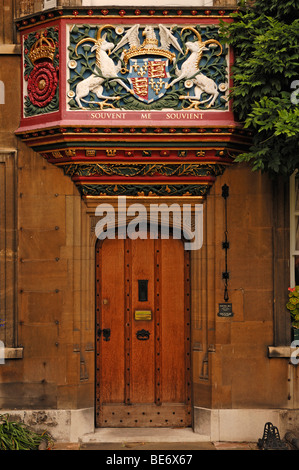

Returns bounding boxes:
[134,310,152,321]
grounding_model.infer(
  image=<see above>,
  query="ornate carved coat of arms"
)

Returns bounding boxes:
[67,23,228,112]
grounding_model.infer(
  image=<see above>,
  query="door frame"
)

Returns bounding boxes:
[94,226,193,428]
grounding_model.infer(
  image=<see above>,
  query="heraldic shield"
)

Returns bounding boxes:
[128,57,171,104]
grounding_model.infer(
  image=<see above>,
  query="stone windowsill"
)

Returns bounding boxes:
[0,45,21,55]
[268,346,298,359]
[2,348,23,359]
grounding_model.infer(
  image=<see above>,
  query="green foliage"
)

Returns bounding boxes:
[220,0,299,175]
[287,287,299,329]
[0,414,53,450]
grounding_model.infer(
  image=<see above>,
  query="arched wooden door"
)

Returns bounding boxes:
[95,235,191,427]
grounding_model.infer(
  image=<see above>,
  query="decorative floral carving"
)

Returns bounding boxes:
[27,61,58,108]
[23,27,59,117]
[77,183,211,197]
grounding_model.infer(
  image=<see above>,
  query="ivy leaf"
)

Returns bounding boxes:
[220,0,299,175]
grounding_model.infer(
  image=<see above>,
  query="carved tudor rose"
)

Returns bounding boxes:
[27,61,58,108]
[23,28,59,116]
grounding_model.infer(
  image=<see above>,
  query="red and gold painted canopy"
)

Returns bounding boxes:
[15,7,251,198]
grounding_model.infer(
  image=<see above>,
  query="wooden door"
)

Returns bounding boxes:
[95,235,191,427]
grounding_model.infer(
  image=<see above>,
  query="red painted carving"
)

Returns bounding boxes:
[27,61,58,108]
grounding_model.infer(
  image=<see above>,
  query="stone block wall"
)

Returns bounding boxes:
[192,163,292,411]
[0,44,94,408]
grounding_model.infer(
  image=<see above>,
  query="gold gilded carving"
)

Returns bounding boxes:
[106,149,117,157]
[122,47,175,72]
[112,24,182,73]
[65,149,76,157]
[52,151,63,159]
[38,79,46,91]
[178,150,187,157]
[86,149,96,157]
[28,32,56,65]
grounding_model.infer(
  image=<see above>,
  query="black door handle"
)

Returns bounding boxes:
[136,329,150,341]
[97,328,111,341]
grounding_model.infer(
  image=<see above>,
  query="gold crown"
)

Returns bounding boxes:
[28,32,56,65]
[123,47,175,69]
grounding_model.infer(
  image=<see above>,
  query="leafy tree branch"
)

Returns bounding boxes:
[220,0,299,175]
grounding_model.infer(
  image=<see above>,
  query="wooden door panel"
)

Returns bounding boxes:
[131,238,155,404]
[96,235,191,428]
[98,238,125,404]
[160,239,186,403]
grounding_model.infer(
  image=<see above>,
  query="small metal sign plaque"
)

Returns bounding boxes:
[218,303,233,317]
[134,310,152,321]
